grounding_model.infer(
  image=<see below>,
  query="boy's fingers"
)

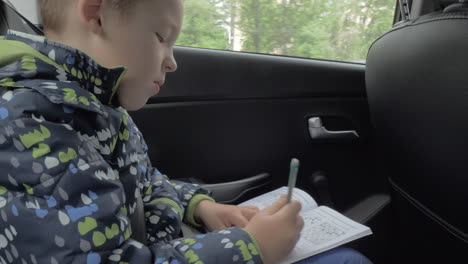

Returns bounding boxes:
[241,205,260,212]
[296,215,304,231]
[240,207,259,220]
[278,200,302,219]
[262,195,287,215]
[207,218,228,231]
[231,214,249,228]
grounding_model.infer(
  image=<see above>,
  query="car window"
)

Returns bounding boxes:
[5,0,41,26]
[177,0,397,63]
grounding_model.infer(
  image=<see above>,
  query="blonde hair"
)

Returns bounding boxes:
[40,0,136,32]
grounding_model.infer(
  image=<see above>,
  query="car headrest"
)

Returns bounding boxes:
[0,1,43,36]
[443,2,468,12]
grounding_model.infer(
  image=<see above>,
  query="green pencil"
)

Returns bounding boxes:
[287,158,299,203]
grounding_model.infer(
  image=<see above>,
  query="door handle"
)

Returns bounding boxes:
[308,117,359,140]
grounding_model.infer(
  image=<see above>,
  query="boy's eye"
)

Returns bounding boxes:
[155,33,165,43]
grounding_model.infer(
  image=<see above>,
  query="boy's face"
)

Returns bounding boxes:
[91,0,183,110]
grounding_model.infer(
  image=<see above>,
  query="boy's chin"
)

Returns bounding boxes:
[118,95,149,111]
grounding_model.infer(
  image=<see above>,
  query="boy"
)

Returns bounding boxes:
[0,0,303,263]
[0,0,372,263]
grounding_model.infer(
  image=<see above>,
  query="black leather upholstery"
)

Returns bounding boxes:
[366,2,468,262]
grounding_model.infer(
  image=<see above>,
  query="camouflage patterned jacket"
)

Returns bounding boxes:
[0,30,263,264]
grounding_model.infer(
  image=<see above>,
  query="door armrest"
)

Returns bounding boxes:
[202,173,272,204]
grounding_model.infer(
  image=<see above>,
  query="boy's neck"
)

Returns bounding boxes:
[44,28,104,68]
[44,30,82,51]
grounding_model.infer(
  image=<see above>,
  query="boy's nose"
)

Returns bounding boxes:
[164,55,178,73]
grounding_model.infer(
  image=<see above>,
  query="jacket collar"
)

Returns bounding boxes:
[4,30,127,105]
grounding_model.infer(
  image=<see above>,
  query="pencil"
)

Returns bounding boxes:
[287,158,299,203]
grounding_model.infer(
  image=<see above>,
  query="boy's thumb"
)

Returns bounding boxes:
[278,200,302,219]
[262,195,287,215]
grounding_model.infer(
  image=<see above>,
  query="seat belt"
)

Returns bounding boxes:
[398,0,411,21]
[130,194,148,245]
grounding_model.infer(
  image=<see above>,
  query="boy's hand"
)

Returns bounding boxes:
[194,200,260,231]
[245,195,304,264]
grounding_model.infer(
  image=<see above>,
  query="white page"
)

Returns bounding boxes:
[280,206,372,264]
[238,187,318,212]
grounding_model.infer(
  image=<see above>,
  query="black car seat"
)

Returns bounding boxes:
[366,0,468,262]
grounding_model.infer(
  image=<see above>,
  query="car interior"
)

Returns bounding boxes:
[1,0,467,263]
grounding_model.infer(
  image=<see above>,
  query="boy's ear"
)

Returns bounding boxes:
[77,0,104,35]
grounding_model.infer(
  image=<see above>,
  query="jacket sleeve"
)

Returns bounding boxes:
[121,110,215,229]
[0,91,264,264]
[141,168,215,230]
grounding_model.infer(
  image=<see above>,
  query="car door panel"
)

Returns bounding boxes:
[131,47,387,211]
[130,46,390,262]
